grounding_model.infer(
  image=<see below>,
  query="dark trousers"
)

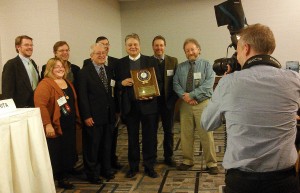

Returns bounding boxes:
[111,125,119,164]
[225,167,300,193]
[158,101,175,159]
[82,124,112,179]
[125,104,158,171]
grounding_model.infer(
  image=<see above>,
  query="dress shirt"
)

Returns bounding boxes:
[129,53,141,61]
[19,54,38,87]
[201,65,300,172]
[153,55,165,61]
[173,57,215,102]
[93,63,107,78]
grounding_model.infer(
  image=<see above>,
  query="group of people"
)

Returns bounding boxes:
[2,23,300,193]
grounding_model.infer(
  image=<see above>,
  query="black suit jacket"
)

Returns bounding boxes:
[77,63,115,125]
[83,56,120,113]
[41,62,80,89]
[2,55,40,107]
[151,55,179,109]
[115,55,162,115]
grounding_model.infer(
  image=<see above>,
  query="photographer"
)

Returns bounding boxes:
[201,23,300,193]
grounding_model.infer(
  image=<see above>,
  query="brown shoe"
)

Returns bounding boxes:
[207,167,219,175]
[177,163,193,171]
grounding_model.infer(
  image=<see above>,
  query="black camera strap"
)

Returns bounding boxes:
[242,55,281,70]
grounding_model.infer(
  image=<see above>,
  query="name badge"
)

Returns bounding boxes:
[57,96,67,107]
[110,79,116,87]
[194,72,201,79]
[167,70,174,76]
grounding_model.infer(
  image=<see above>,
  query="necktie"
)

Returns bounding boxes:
[158,58,163,64]
[99,66,108,92]
[186,61,195,92]
[28,60,38,90]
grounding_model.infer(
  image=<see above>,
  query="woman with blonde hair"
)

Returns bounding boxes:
[34,57,80,189]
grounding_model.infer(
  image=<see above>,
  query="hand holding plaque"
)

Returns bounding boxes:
[130,67,160,100]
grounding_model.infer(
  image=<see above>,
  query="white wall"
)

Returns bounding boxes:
[0,0,60,93]
[57,0,122,67]
[120,0,300,66]
[1,0,300,94]
[0,0,121,94]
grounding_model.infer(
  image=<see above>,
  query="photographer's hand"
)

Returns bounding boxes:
[224,64,232,75]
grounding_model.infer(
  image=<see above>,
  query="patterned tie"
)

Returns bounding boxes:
[186,61,195,92]
[99,66,108,92]
[28,60,38,90]
[158,58,163,64]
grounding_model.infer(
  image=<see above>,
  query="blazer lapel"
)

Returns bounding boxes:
[89,64,108,92]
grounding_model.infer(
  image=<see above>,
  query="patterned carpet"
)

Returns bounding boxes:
[56,122,226,193]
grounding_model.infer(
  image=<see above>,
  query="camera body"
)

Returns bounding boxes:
[213,0,247,75]
[213,56,240,76]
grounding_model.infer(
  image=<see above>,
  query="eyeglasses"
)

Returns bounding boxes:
[53,66,65,69]
[93,52,106,56]
[57,49,70,53]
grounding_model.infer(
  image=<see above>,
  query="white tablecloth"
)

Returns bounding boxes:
[0,108,56,193]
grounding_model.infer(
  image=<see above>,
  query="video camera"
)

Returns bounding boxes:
[212,0,247,76]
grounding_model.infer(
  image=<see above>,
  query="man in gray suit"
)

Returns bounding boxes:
[151,35,178,167]
[2,35,40,107]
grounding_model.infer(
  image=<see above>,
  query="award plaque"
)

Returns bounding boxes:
[130,67,160,99]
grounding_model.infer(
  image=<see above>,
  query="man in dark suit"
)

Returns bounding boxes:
[151,35,178,167]
[83,36,118,69]
[115,33,161,178]
[2,35,40,107]
[83,36,122,171]
[41,41,80,89]
[78,43,116,184]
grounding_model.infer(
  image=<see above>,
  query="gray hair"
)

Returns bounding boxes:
[89,43,105,56]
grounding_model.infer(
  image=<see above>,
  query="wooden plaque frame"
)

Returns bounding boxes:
[130,67,160,99]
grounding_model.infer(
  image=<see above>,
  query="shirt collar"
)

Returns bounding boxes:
[153,54,165,60]
[19,53,30,63]
[129,53,141,61]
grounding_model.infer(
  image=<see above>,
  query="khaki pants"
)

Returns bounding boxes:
[179,99,217,167]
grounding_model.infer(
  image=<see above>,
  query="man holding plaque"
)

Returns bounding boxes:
[151,35,178,167]
[173,38,218,175]
[115,33,161,178]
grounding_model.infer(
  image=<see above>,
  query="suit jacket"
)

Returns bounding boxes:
[115,54,162,115]
[41,62,80,89]
[2,55,40,107]
[78,63,115,125]
[151,55,178,109]
[83,56,120,113]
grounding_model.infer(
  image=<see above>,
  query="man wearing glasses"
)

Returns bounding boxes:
[2,35,40,107]
[83,36,122,172]
[41,41,80,89]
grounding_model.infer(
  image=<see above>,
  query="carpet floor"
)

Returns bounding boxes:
[56,122,226,193]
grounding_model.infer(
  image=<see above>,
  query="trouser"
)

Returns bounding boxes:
[82,124,112,179]
[158,101,175,159]
[111,124,119,164]
[179,99,217,167]
[125,104,158,170]
[225,167,300,193]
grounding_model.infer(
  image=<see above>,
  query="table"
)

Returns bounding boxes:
[0,108,56,193]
